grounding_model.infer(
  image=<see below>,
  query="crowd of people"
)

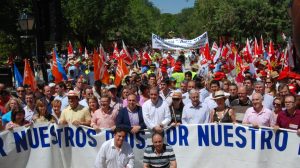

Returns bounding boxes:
[1,43,300,167]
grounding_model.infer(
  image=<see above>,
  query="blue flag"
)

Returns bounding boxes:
[14,64,23,87]
[54,48,68,80]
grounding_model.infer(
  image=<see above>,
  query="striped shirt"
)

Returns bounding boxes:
[144,144,176,168]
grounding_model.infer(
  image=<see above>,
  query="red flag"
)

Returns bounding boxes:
[115,59,129,86]
[93,47,110,84]
[133,48,140,61]
[268,40,275,57]
[23,59,37,91]
[244,39,253,63]
[235,54,244,83]
[112,42,120,60]
[203,42,211,61]
[67,41,74,58]
[254,38,259,56]
[258,35,264,55]
[141,51,151,66]
[51,49,63,83]
[120,41,133,65]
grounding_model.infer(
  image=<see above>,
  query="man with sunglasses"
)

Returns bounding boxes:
[16,86,26,108]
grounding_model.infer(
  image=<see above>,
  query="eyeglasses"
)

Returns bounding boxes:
[17,90,25,92]
[273,103,281,106]
[284,101,295,104]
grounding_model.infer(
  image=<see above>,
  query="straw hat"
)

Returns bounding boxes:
[212,90,226,100]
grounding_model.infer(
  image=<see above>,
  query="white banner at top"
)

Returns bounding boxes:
[152,32,208,50]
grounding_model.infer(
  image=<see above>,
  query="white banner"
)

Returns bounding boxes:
[152,32,208,50]
[0,123,299,168]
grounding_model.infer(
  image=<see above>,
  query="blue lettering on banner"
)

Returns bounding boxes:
[50,125,58,145]
[223,125,234,147]
[235,126,246,148]
[211,124,222,146]
[0,137,7,156]
[136,132,145,149]
[105,130,114,140]
[248,128,257,150]
[261,129,273,149]
[274,131,288,151]
[167,127,177,145]
[56,128,63,148]
[27,128,39,148]
[198,125,209,146]
[13,130,28,153]
[178,125,189,146]
[39,126,50,148]
[86,129,97,147]
[298,144,300,155]
[126,133,135,148]
[64,127,75,147]
[75,127,86,148]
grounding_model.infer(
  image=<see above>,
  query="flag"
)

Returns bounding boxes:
[258,35,264,55]
[52,48,68,83]
[115,59,129,86]
[23,59,37,91]
[14,64,23,87]
[120,41,133,65]
[67,41,74,57]
[287,38,294,68]
[235,54,244,83]
[94,47,110,84]
[203,42,211,61]
[100,44,108,62]
[244,39,253,63]
[111,42,120,60]
[84,47,89,59]
[268,40,275,57]
[211,42,218,52]
[254,38,259,56]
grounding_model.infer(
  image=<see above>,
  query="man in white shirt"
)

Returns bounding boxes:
[251,81,274,110]
[142,87,171,133]
[94,127,134,168]
[182,89,210,124]
[24,93,37,122]
[54,82,69,111]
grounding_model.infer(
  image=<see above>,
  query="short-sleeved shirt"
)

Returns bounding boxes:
[181,102,210,124]
[243,107,275,127]
[91,108,119,129]
[144,144,176,168]
[276,109,300,130]
[230,98,252,123]
[59,104,91,123]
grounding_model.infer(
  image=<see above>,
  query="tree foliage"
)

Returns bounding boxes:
[0,0,293,65]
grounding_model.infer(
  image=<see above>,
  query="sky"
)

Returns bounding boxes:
[149,0,195,14]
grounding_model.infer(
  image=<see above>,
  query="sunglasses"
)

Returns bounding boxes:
[172,98,180,101]
[17,90,25,92]
[273,102,281,106]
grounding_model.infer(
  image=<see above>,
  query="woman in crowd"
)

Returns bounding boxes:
[272,97,282,121]
[2,98,21,126]
[121,86,130,107]
[210,90,236,123]
[87,96,100,117]
[169,91,184,126]
[139,83,150,106]
[33,100,52,123]
[5,108,31,130]
[51,99,62,124]
[265,77,276,96]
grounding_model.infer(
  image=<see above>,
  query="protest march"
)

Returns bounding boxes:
[1,0,300,167]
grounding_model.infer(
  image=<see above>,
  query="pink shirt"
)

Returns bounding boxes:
[243,107,276,127]
[91,108,119,129]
